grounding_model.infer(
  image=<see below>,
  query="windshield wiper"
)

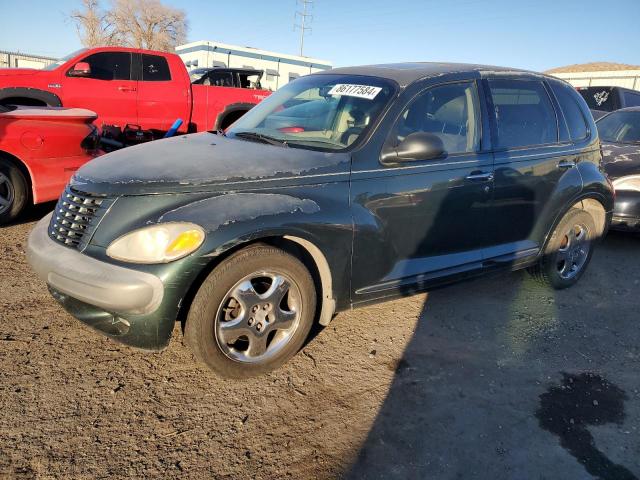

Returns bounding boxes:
[233,131,289,147]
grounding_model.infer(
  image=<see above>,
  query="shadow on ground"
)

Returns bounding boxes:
[346,231,640,480]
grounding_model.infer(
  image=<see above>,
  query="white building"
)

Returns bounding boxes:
[547,62,640,91]
[0,50,58,69]
[176,40,332,90]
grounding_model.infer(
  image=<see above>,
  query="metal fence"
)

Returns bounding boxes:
[0,50,58,69]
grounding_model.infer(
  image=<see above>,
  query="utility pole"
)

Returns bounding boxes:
[294,0,313,57]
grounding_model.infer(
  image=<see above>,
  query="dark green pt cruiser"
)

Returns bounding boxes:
[27,63,614,378]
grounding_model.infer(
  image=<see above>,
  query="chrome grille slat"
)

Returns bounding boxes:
[48,186,111,250]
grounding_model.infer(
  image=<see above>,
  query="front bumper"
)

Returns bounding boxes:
[27,213,164,314]
[611,190,640,231]
[27,213,173,349]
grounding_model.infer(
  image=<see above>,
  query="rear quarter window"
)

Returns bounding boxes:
[141,54,171,81]
[550,81,589,141]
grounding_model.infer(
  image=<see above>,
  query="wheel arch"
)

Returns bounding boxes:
[214,102,255,130]
[178,234,338,334]
[0,150,34,202]
[0,88,62,107]
[542,193,609,252]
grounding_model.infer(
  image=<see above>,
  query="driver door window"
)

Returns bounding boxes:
[390,81,481,155]
[71,52,132,80]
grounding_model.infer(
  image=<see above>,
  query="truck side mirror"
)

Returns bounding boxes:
[69,62,91,77]
[381,132,446,163]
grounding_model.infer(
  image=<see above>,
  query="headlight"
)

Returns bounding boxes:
[612,175,640,192]
[106,223,205,264]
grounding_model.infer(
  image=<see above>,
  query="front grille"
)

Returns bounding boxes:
[49,186,112,250]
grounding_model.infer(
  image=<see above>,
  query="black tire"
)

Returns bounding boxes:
[0,159,28,226]
[184,243,316,378]
[528,208,597,289]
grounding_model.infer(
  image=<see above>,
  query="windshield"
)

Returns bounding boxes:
[42,49,88,71]
[226,74,397,151]
[597,110,640,144]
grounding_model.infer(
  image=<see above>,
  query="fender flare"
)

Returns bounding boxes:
[541,192,609,254]
[214,102,255,130]
[0,87,62,107]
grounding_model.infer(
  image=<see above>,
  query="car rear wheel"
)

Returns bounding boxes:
[184,243,316,378]
[0,159,28,225]
[528,208,597,289]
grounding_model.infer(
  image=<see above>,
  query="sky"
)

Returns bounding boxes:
[0,0,639,72]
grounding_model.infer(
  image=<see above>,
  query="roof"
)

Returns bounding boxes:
[314,62,536,87]
[546,62,640,74]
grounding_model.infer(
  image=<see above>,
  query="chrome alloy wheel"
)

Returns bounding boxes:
[0,172,14,215]
[555,223,590,280]
[215,271,302,363]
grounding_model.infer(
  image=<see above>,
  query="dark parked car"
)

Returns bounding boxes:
[597,107,640,230]
[27,63,613,378]
[190,67,264,90]
[577,86,640,119]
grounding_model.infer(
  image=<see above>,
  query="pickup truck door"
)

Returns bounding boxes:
[136,53,191,133]
[61,51,138,128]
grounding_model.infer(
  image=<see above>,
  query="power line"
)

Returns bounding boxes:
[294,0,313,57]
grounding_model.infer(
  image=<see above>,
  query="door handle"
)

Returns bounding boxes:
[557,160,576,169]
[118,86,137,92]
[465,172,494,181]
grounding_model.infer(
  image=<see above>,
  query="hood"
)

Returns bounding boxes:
[72,132,350,195]
[601,142,640,180]
[0,68,41,77]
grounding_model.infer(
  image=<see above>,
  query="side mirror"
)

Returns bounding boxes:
[382,132,446,163]
[69,62,91,77]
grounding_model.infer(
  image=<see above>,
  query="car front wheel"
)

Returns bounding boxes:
[528,208,597,289]
[184,243,316,378]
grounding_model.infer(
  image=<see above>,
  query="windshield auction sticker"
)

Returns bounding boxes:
[328,84,382,100]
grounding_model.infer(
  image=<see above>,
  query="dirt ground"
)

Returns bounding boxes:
[1,208,639,479]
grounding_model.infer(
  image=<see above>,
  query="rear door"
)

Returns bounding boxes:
[136,53,191,132]
[483,77,580,262]
[62,51,137,127]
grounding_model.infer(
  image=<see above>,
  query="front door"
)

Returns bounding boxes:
[351,80,494,303]
[62,51,137,128]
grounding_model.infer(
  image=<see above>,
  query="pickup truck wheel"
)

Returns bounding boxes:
[184,244,316,378]
[528,208,596,289]
[0,159,28,225]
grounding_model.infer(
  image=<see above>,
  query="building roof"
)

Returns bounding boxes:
[316,62,536,87]
[176,40,332,69]
[546,62,640,74]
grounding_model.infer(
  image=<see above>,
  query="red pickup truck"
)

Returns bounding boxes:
[0,47,271,134]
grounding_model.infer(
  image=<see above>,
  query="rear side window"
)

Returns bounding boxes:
[550,82,589,141]
[578,87,616,111]
[142,54,171,81]
[204,71,234,87]
[623,90,640,108]
[75,52,131,81]
[488,79,558,149]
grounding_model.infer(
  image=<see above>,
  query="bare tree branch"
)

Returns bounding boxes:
[69,0,188,52]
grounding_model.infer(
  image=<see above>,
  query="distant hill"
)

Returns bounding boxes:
[546,62,640,74]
